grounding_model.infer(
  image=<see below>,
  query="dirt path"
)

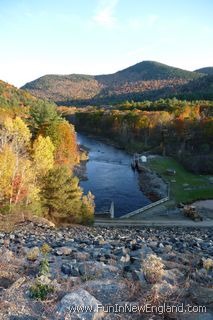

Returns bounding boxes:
[95,200,213,227]
[94,218,213,228]
[193,200,213,210]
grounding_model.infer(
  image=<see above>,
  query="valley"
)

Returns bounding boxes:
[1,1,213,319]
[0,50,213,320]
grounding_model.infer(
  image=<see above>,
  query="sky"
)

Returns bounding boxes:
[0,0,212,87]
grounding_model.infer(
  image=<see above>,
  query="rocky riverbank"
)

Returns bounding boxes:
[0,221,213,319]
[73,144,89,181]
[138,167,168,201]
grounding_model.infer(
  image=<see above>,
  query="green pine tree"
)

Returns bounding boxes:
[40,166,83,223]
[29,100,60,136]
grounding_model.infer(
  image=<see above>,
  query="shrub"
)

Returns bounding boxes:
[202,258,213,271]
[40,243,51,256]
[27,247,40,261]
[29,243,54,300]
[30,276,53,300]
[143,254,165,284]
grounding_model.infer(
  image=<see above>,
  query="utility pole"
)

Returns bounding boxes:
[161,127,168,157]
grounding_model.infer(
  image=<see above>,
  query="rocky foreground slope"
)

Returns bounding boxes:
[0,221,213,320]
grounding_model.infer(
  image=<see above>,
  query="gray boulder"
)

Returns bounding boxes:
[56,288,105,319]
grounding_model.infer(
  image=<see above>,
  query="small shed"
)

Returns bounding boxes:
[140,155,147,163]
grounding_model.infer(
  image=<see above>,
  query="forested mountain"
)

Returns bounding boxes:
[195,67,213,75]
[21,61,206,105]
[96,61,201,84]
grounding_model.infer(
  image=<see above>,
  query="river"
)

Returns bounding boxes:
[77,133,151,217]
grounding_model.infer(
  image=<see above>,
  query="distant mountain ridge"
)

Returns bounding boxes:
[96,61,201,83]
[22,60,210,105]
[194,67,213,75]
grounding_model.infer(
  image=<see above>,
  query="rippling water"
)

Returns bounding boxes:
[77,133,150,217]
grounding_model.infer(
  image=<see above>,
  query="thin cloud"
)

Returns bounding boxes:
[93,0,119,28]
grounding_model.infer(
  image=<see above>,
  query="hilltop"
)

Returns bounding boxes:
[195,67,213,75]
[96,60,201,83]
[21,61,205,105]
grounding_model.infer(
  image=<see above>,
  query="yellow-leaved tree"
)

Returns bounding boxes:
[32,135,55,178]
[0,117,35,211]
[0,145,16,203]
[2,117,31,154]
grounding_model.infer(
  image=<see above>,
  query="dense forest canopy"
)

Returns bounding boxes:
[74,98,213,174]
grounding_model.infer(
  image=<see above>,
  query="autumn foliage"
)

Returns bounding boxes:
[0,84,94,223]
[75,99,213,173]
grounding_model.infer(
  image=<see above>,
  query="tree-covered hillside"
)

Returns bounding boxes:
[0,79,94,224]
[0,80,37,112]
[21,61,205,105]
[176,75,213,100]
[22,74,101,102]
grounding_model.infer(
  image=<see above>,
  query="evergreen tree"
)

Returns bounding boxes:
[29,100,60,135]
[81,191,95,225]
[40,166,83,222]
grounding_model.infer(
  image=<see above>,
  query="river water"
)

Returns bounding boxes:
[77,133,151,217]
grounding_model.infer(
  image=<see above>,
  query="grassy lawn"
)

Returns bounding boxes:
[149,156,213,203]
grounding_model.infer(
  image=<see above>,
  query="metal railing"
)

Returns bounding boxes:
[120,196,169,219]
[120,181,170,219]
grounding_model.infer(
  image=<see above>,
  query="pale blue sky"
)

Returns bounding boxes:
[0,0,212,87]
